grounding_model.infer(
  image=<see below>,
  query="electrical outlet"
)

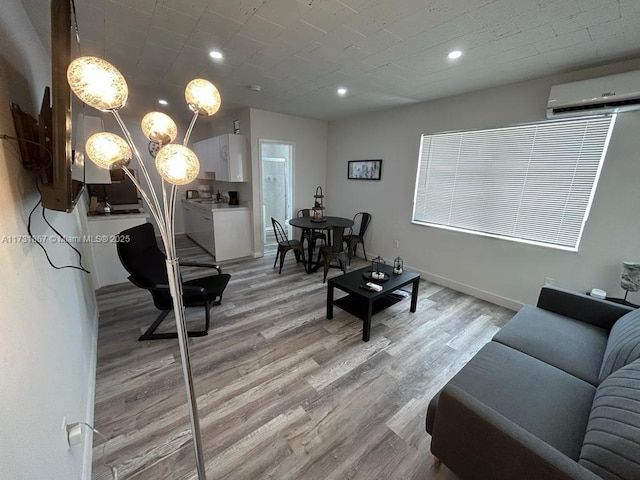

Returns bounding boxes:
[67,422,83,447]
[544,277,555,285]
[393,240,399,248]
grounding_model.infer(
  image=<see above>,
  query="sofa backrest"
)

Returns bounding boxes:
[599,309,640,383]
[580,359,640,480]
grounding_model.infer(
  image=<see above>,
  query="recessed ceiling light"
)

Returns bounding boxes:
[447,50,463,60]
[209,50,223,60]
[337,87,347,96]
[158,99,168,106]
[249,84,262,92]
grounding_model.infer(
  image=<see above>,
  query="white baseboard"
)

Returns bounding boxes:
[365,251,524,312]
[83,309,100,480]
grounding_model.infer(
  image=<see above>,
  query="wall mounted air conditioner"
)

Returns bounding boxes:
[547,70,640,118]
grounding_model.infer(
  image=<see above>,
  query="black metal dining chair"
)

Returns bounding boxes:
[296,208,326,251]
[116,222,231,341]
[343,212,371,264]
[316,225,348,283]
[272,217,305,274]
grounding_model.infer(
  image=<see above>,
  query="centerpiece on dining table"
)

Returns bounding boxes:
[311,185,326,222]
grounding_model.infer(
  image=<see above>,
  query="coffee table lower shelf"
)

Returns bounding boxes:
[333,291,408,321]
[327,266,420,341]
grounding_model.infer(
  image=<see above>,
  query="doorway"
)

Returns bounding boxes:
[260,140,293,248]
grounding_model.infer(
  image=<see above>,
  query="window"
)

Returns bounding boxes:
[412,115,616,251]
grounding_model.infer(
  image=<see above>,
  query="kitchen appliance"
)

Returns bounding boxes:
[228,191,239,205]
[197,183,212,199]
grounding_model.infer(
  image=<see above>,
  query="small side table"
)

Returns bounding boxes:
[603,297,639,309]
[586,292,639,309]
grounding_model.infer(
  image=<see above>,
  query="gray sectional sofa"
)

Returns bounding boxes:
[426,285,640,480]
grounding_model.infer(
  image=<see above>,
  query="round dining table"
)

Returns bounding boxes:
[288,215,354,273]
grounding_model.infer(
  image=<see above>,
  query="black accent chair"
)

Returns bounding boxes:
[343,212,371,264]
[316,225,348,283]
[272,217,305,274]
[296,208,326,251]
[117,223,231,341]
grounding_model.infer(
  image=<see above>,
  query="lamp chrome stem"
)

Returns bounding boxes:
[183,112,199,146]
[120,167,167,245]
[165,257,206,479]
[112,111,166,237]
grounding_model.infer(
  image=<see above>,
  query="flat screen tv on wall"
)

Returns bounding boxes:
[11,0,84,213]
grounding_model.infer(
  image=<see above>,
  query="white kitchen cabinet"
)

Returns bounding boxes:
[86,213,150,289]
[193,134,249,182]
[183,202,215,257]
[182,200,251,261]
[212,208,252,261]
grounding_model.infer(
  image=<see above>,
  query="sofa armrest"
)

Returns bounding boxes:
[430,385,601,480]
[537,285,634,330]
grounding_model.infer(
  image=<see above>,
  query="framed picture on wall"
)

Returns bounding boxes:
[348,160,382,180]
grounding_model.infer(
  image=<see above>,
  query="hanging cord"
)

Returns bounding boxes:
[0,133,53,170]
[74,422,118,480]
[30,176,90,273]
[1,133,91,274]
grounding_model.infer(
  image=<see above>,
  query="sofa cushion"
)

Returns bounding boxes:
[444,341,596,460]
[579,359,640,480]
[598,308,640,383]
[492,305,609,386]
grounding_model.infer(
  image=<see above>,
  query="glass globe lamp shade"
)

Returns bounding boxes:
[185,79,221,116]
[141,112,177,145]
[85,132,132,170]
[67,56,128,111]
[155,144,199,185]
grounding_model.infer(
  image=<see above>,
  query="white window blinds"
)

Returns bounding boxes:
[412,116,616,250]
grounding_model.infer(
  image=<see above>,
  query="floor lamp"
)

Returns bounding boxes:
[68,56,220,479]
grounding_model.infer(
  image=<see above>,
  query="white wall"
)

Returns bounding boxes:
[0,2,98,478]
[249,109,328,256]
[327,59,640,308]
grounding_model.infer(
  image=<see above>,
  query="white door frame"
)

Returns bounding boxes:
[258,139,295,243]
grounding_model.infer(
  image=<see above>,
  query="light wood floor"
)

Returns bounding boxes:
[92,237,514,480]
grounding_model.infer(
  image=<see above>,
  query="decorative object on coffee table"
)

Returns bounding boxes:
[312,186,325,222]
[621,261,640,303]
[371,256,386,280]
[393,256,403,274]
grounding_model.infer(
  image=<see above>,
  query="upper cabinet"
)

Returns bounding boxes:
[193,134,250,182]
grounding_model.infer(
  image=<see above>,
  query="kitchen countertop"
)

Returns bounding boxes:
[87,212,150,221]
[182,198,249,212]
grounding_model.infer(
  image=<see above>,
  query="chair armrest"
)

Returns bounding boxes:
[181,284,207,296]
[537,286,634,330]
[128,276,170,292]
[431,385,601,480]
[180,261,222,274]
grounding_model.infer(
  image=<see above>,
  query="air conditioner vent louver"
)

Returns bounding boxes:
[552,97,640,115]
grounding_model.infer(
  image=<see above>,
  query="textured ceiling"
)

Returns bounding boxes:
[24,0,640,122]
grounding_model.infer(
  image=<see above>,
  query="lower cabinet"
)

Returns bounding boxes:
[183,203,215,257]
[183,201,251,261]
[211,209,252,262]
[86,213,150,289]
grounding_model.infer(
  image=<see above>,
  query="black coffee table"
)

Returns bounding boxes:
[327,264,420,341]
